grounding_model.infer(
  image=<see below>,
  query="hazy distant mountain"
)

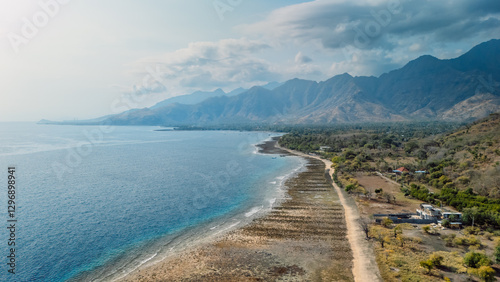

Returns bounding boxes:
[150,88,227,109]
[41,39,500,126]
[135,81,283,110]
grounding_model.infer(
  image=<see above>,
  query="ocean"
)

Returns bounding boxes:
[0,123,304,281]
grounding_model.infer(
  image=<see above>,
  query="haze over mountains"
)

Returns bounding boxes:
[42,39,500,126]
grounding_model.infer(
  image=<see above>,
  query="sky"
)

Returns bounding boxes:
[0,0,499,122]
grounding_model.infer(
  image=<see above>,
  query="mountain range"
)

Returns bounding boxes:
[41,39,500,126]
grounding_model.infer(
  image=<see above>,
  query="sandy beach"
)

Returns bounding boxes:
[120,139,355,281]
[276,145,382,282]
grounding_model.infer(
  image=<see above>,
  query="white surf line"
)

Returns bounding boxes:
[214,221,241,235]
[245,206,264,217]
[112,252,159,282]
[277,145,382,282]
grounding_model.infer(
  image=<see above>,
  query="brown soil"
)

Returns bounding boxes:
[354,173,421,217]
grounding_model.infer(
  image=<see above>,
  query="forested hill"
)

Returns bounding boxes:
[279,113,500,226]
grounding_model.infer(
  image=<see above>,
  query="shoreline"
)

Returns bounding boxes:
[120,138,354,281]
[74,136,304,281]
[276,144,382,282]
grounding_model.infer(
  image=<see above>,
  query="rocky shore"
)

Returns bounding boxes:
[121,139,354,281]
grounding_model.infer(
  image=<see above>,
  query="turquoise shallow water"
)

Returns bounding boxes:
[0,123,303,281]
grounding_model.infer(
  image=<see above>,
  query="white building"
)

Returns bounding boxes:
[416,204,442,220]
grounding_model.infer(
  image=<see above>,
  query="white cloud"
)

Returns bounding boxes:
[126,38,282,96]
[295,51,312,64]
[241,0,500,50]
[409,43,422,52]
[237,0,500,76]
[122,0,500,102]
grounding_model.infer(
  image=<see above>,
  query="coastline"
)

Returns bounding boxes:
[72,136,304,282]
[120,138,354,281]
[276,144,382,282]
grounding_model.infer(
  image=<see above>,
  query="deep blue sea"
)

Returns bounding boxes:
[0,123,304,281]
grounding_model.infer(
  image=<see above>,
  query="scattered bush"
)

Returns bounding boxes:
[419,252,444,274]
[442,233,456,247]
[420,259,434,273]
[381,217,393,228]
[494,243,500,263]
[429,253,444,267]
[422,225,438,235]
[345,184,356,193]
[453,236,481,247]
[464,251,491,268]
[423,225,431,233]
[441,219,450,228]
[464,226,481,235]
[457,176,470,185]
[477,266,495,282]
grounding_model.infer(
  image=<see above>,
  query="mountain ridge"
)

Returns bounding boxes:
[40,39,500,126]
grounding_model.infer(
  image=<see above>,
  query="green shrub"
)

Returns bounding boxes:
[345,184,356,192]
[457,176,470,185]
[441,219,450,227]
[423,225,431,233]
[478,266,495,282]
[453,236,481,247]
[464,251,491,268]
[494,243,500,263]
[464,226,481,235]
[420,260,434,273]
[429,253,444,267]
[442,233,456,247]
[381,217,393,228]
[467,236,481,247]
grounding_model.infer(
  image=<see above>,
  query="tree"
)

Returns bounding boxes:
[420,253,444,274]
[429,253,443,267]
[494,243,500,263]
[420,260,434,273]
[404,141,419,154]
[381,217,393,228]
[376,233,388,248]
[464,251,491,268]
[370,226,389,248]
[463,207,480,226]
[383,192,395,204]
[393,225,402,238]
[478,266,496,282]
[441,219,450,228]
[423,225,431,234]
[358,217,372,239]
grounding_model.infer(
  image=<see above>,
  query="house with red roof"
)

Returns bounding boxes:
[393,167,410,174]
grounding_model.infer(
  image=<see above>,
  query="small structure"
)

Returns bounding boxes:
[442,212,462,221]
[415,170,427,174]
[373,212,437,224]
[393,167,410,174]
[417,204,442,220]
[449,222,463,229]
[319,146,331,152]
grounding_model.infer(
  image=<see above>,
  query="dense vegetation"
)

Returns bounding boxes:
[279,114,500,227]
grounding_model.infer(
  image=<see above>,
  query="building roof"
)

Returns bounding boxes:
[395,167,410,172]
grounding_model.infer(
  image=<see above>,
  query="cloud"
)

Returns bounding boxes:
[295,51,313,64]
[126,81,166,96]
[241,0,500,50]
[129,38,282,95]
[124,0,500,98]
[236,0,500,77]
